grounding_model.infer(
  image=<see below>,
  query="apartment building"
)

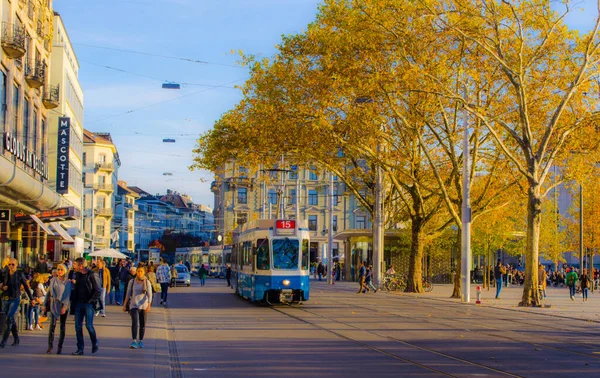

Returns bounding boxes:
[82,130,120,251]
[114,180,139,254]
[0,1,79,265]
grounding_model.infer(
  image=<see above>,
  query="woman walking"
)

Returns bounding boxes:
[45,264,72,354]
[31,273,48,330]
[581,269,591,302]
[123,266,152,349]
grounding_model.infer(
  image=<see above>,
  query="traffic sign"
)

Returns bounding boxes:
[0,209,10,221]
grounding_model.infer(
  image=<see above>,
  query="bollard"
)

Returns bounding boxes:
[476,285,482,304]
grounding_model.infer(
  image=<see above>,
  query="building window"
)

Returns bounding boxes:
[41,118,46,160]
[237,188,247,204]
[32,108,38,153]
[0,71,6,130]
[239,166,248,177]
[99,154,106,164]
[289,165,298,180]
[333,215,338,232]
[268,189,277,204]
[97,196,105,208]
[308,215,317,231]
[333,187,340,206]
[289,189,297,204]
[12,84,19,134]
[356,216,366,229]
[309,167,318,180]
[308,189,318,205]
[22,97,29,148]
[96,222,105,236]
[82,152,86,165]
[237,212,248,225]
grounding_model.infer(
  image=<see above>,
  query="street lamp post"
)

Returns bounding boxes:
[327,173,334,284]
[461,97,472,303]
[580,184,584,272]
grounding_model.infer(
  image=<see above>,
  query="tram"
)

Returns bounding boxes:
[231,219,310,304]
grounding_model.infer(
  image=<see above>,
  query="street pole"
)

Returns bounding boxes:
[327,173,334,284]
[461,98,472,303]
[373,141,384,288]
[580,184,584,272]
[295,179,300,222]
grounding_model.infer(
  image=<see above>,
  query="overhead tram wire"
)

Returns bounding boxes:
[80,60,239,88]
[73,43,244,69]
[86,77,248,125]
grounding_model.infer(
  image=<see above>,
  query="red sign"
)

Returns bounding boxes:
[275,220,296,229]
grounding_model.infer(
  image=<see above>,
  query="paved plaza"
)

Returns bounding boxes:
[1,279,600,377]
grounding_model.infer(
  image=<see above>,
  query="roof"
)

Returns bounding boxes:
[128,186,152,197]
[160,193,190,209]
[83,129,114,146]
[118,184,140,198]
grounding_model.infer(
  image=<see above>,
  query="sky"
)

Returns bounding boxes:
[51,0,596,210]
[51,0,322,209]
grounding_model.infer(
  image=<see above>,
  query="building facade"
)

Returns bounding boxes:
[47,11,84,258]
[160,189,214,242]
[0,0,79,265]
[114,180,138,255]
[82,130,120,251]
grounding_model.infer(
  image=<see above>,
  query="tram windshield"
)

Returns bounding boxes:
[272,238,299,270]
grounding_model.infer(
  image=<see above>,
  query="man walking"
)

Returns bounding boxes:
[317,262,324,281]
[117,259,130,306]
[156,259,171,305]
[71,257,101,355]
[108,260,119,305]
[566,267,578,301]
[225,264,232,287]
[357,261,368,294]
[494,260,506,299]
[94,259,110,317]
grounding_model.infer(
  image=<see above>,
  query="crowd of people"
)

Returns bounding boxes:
[0,255,180,355]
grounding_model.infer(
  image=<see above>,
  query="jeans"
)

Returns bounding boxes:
[495,278,503,298]
[74,303,98,351]
[583,287,589,299]
[200,278,205,286]
[318,274,322,281]
[48,312,68,348]
[129,308,147,341]
[23,303,32,328]
[366,280,377,291]
[1,298,20,344]
[569,284,577,298]
[160,282,169,302]
[109,284,118,304]
[118,282,126,304]
[31,305,40,326]
[98,288,106,314]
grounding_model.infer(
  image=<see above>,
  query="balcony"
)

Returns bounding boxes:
[25,59,45,89]
[84,183,114,192]
[124,203,139,211]
[226,177,254,189]
[1,22,26,59]
[94,237,109,246]
[95,207,112,217]
[96,162,114,171]
[43,84,59,109]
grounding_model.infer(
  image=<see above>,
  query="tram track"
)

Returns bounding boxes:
[302,291,600,364]
[270,304,524,378]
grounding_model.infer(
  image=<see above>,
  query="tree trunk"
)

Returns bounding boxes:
[520,184,542,307]
[451,231,461,298]
[405,218,424,293]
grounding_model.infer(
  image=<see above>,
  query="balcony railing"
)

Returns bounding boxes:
[1,22,26,59]
[94,237,109,245]
[27,0,35,20]
[84,183,113,191]
[25,59,45,88]
[95,207,112,216]
[123,203,139,211]
[96,162,114,171]
[42,84,59,109]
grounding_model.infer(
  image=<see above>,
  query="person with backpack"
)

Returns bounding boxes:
[70,257,101,356]
[565,267,579,301]
[580,268,591,302]
[494,260,507,299]
[123,266,152,349]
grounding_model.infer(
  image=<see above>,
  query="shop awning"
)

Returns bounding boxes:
[50,222,74,242]
[30,215,55,235]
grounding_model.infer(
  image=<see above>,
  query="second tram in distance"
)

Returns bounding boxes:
[231,219,310,304]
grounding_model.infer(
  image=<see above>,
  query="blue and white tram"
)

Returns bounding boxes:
[231,219,310,304]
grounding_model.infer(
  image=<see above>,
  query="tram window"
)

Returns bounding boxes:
[302,239,309,270]
[232,245,238,266]
[272,238,300,270]
[256,238,270,270]
[244,241,252,266]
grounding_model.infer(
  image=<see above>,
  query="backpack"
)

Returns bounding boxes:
[567,274,575,286]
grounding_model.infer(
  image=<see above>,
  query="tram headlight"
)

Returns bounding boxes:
[282,279,291,287]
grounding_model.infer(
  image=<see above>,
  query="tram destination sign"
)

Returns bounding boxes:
[275,219,296,235]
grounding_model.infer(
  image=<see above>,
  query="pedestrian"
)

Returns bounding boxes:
[365,266,377,293]
[317,262,324,281]
[146,265,159,303]
[0,258,33,348]
[385,265,396,275]
[123,266,152,349]
[31,273,48,330]
[70,257,101,356]
[580,268,591,302]
[566,267,578,301]
[199,264,208,287]
[538,264,547,299]
[45,264,72,354]
[117,259,130,306]
[356,261,368,294]
[34,256,49,274]
[225,264,232,287]
[170,264,178,288]
[94,259,111,317]
[108,260,119,305]
[494,260,506,299]
[156,259,171,306]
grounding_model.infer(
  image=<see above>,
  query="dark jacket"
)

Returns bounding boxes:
[494,265,506,280]
[2,270,32,301]
[71,270,102,306]
[226,267,232,279]
[109,265,119,286]
[34,262,49,274]
[118,265,130,283]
